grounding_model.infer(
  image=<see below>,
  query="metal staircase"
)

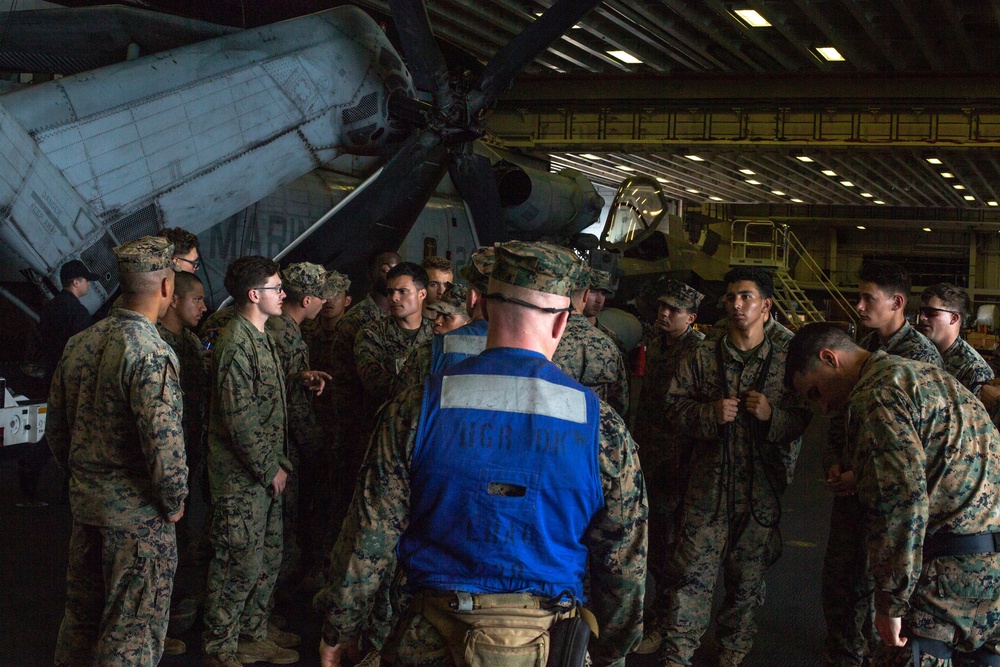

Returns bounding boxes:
[729,220,859,331]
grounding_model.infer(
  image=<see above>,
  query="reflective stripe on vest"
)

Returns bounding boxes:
[430,319,488,375]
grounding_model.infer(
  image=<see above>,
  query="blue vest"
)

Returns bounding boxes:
[399,347,604,599]
[429,318,489,375]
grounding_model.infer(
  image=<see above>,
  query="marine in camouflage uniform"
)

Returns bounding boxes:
[629,281,705,639]
[659,268,811,667]
[586,268,628,357]
[265,262,330,577]
[554,270,630,419]
[823,320,944,667]
[202,257,296,663]
[785,324,1000,666]
[915,283,993,400]
[49,237,187,667]
[316,241,647,667]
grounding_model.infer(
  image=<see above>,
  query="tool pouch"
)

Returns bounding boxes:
[547,614,591,667]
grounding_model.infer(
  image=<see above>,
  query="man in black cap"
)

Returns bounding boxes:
[38,259,101,382]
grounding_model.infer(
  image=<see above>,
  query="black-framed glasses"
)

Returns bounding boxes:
[254,284,284,292]
[918,306,959,318]
[174,256,202,270]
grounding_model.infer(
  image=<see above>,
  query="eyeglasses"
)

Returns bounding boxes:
[918,306,960,318]
[254,284,284,292]
[174,256,201,270]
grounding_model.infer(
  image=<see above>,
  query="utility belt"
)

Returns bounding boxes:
[409,591,597,667]
[923,531,1000,561]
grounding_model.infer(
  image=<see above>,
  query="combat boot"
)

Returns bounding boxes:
[163,637,186,655]
[203,653,242,667]
[235,637,300,665]
[267,621,302,648]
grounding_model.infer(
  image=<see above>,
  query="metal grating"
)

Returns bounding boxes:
[79,232,119,294]
[378,47,402,74]
[342,91,379,125]
[109,204,159,245]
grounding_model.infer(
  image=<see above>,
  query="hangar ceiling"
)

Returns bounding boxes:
[26,1,1000,220]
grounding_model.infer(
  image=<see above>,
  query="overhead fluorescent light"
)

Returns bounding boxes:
[926,157,943,164]
[685,155,705,161]
[954,184,965,190]
[579,154,599,160]
[734,9,771,27]
[771,190,786,196]
[709,196,723,201]
[822,169,837,176]
[874,200,886,204]
[923,227,932,232]
[655,177,670,183]
[615,165,633,171]
[940,172,954,178]
[795,156,814,162]
[745,179,762,185]
[857,225,866,230]
[840,181,855,187]
[739,168,756,175]
[861,192,873,198]
[989,201,999,206]
[685,188,700,193]
[964,195,976,201]
[816,46,845,62]
[608,50,642,64]
[791,198,804,203]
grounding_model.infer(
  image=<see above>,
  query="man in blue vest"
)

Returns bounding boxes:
[316,240,648,667]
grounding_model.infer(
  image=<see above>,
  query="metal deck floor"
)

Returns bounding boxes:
[0,417,832,666]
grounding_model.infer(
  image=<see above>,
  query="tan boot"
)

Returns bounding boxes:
[235,638,300,665]
[163,637,186,655]
[267,621,302,648]
[203,653,242,667]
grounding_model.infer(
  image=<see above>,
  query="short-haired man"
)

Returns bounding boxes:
[265,262,332,586]
[159,227,201,273]
[202,256,300,667]
[316,241,647,667]
[786,322,1000,665]
[392,247,495,398]
[421,255,454,306]
[156,270,209,654]
[584,268,627,356]
[917,283,994,400]
[49,237,186,666]
[630,279,704,654]
[355,261,434,406]
[822,261,944,667]
[659,267,811,667]
[553,266,630,418]
[427,284,470,334]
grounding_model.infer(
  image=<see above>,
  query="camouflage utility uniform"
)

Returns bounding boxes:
[157,324,208,470]
[202,312,289,656]
[823,321,944,667]
[940,335,993,398]
[553,312,630,418]
[847,352,1000,665]
[49,306,187,667]
[354,316,434,406]
[660,328,811,665]
[597,320,628,358]
[315,366,647,667]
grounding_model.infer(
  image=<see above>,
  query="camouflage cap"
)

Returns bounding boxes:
[574,264,593,291]
[658,279,704,311]
[427,283,468,316]
[113,236,178,273]
[590,268,616,297]
[459,246,496,293]
[320,270,351,299]
[282,262,327,297]
[491,241,586,298]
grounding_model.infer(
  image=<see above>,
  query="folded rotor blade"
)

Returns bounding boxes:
[472,0,602,111]
[388,0,453,110]
[448,150,508,247]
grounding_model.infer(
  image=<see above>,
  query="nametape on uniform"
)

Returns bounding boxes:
[440,375,588,424]
[443,335,488,356]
